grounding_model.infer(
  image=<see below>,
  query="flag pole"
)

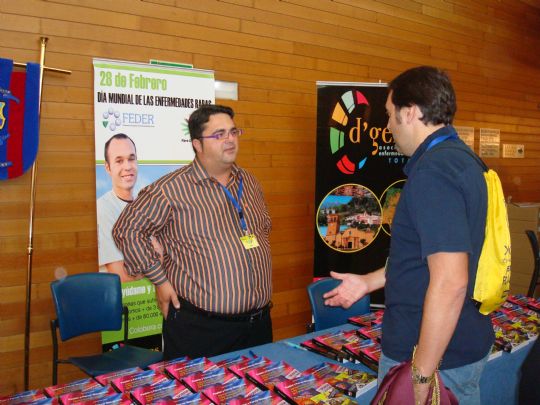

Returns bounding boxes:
[14,62,71,75]
[23,36,71,391]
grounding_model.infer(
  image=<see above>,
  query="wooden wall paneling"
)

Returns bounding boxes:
[1,0,540,394]
[278,0,470,55]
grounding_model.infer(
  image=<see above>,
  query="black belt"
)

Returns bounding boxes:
[178,297,271,323]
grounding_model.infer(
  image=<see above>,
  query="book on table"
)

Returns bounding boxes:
[311,330,362,362]
[300,362,376,398]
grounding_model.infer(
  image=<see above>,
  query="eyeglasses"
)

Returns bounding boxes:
[200,128,243,141]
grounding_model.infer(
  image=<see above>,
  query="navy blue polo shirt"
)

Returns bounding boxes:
[382,125,494,369]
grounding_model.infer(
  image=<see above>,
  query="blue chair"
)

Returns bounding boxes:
[526,230,540,298]
[307,277,370,331]
[50,272,163,384]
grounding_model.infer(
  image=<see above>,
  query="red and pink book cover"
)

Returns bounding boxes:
[165,358,217,382]
[153,392,211,405]
[94,367,143,386]
[130,379,191,405]
[44,378,101,398]
[59,386,117,405]
[0,389,48,405]
[148,357,190,374]
[228,357,272,379]
[182,368,238,393]
[202,378,261,404]
[228,390,288,405]
[215,356,250,370]
[245,361,301,391]
[111,369,169,393]
[74,392,132,405]
[312,330,361,361]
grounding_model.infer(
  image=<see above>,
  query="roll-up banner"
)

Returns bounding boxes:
[314,82,407,304]
[93,58,215,348]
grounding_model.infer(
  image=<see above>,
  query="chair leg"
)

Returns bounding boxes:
[123,306,129,344]
[527,261,539,297]
[51,319,58,385]
[526,231,540,298]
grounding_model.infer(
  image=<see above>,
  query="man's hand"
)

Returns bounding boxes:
[413,381,431,405]
[104,261,143,283]
[150,236,164,261]
[322,271,370,309]
[156,281,180,317]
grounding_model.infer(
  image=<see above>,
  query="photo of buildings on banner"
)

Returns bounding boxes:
[317,183,382,253]
[317,182,406,253]
[380,179,406,237]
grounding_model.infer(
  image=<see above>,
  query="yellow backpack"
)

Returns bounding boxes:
[473,169,511,314]
[428,141,511,315]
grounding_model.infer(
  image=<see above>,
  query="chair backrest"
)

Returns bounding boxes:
[50,272,124,341]
[525,230,540,297]
[307,278,370,331]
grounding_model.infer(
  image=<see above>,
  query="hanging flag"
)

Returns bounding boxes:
[0,58,41,180]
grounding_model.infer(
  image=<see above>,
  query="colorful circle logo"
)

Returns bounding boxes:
[329,90,371,174]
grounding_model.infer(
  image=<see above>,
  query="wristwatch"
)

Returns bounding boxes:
[411,363,434,384]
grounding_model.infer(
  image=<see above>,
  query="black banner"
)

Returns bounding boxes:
[314,83,407,304]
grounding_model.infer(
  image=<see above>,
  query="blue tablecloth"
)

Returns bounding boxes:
[211,324,533,405]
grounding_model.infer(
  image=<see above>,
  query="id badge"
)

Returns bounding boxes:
[240,234,260,250]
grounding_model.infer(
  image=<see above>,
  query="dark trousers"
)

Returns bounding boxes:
[163,299,273,360]
[519,338,540,405]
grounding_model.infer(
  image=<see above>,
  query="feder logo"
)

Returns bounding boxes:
[329,90,393,175]
[102,107,122,131]
[102,106,155,131]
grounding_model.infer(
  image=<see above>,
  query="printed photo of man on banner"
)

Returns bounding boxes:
[314,82,407,304]
[93,58,215,349]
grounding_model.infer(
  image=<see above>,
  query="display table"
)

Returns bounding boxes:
[3,324,532,404]
[211,323,533,405]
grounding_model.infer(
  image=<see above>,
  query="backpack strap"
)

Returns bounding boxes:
[432,143,489,173]
[410,138,488,181]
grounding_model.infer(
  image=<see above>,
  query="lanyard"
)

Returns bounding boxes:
[426,133,458,151]
[220,176,248,233]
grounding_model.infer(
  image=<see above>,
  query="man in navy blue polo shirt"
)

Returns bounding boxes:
[323,66,493,405]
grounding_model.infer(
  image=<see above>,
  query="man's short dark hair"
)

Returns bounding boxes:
[389,66,456,126]
[104,133,136,163]
[188,104,235,141]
